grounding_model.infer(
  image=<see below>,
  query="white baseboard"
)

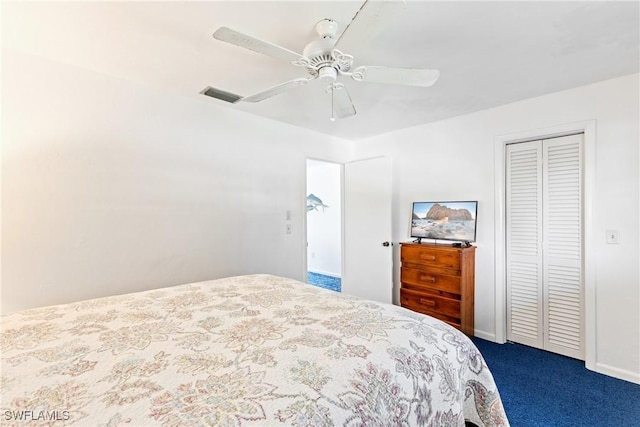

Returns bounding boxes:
[473,329,497,342]
[593,363,640,385]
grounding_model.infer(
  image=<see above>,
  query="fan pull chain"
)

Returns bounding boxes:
[330,84,336,122]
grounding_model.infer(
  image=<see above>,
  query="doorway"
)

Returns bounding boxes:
[306,159,342,292]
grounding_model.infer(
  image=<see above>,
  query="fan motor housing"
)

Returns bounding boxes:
[303,37,336,67]
[302,35,353,77]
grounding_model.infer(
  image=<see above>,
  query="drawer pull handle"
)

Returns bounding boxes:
[419,298,436,307]
[420,254,436,261]
[420,275,436,283]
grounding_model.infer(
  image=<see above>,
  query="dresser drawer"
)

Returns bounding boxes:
[401,245,461,271]
[400,243,475,336]
[400,288,461,319]
[401,267,461,294]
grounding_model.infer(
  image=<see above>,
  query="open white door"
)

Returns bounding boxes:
[343,156,393,304]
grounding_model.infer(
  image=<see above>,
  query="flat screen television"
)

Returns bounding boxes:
[410,201,478,243]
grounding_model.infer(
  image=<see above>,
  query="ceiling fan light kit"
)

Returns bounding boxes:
[318,66,338,83]
[204,0,439,120]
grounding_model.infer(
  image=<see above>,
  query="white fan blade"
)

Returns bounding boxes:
[213,27,302,63]
[331,84,356,119]
[352,66,440,87]
[334,0,406,54]
[242,78,313,103]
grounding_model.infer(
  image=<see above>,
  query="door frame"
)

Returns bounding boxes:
[494,120,596,371]
[304,158,344,283]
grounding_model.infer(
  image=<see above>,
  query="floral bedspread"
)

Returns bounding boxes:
[1,274,508,426]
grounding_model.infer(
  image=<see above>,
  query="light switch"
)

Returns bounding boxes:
[606,230,620,244]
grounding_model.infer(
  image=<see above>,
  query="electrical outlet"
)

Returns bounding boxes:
[286,223,292,234]
[606,230,619,244]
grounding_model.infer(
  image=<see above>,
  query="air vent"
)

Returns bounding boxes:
[200,86,242,104]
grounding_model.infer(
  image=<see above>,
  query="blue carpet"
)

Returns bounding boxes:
[307,272,341,292]
[472,337,640,427]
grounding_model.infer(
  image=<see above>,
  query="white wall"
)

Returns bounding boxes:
[2,47,638,384]
[353,73,640,383]
[306,160,341,277]
[1,50,352,313]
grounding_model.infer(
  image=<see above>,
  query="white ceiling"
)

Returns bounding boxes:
[2,1,638,140]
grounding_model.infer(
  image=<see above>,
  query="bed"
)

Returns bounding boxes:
[1,274,509,426]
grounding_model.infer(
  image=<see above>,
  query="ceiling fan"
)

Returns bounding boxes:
[202,0,440,121]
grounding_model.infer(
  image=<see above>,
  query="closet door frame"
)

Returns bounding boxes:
[494,120,596,371]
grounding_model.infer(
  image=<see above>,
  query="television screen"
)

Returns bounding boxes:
[411,201,478,243]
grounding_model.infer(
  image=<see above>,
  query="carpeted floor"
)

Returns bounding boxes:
[472,337,640,427]
[307,272,341,292]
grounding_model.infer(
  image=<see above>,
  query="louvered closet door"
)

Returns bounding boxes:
[542,135,583,359]
[506,141,544,349]
[506,134,584,360]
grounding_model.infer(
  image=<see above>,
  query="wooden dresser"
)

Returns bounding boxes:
[400,243,476,336]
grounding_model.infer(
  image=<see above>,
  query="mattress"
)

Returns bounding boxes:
[0,274,508,426]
